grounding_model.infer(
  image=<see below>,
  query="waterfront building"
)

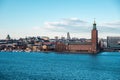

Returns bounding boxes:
[55,21,99,53]
[55,42,66,52]
[99,39,107,51]
[107,36,120,51]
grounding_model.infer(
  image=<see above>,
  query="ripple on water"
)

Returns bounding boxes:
[0,52,120,80]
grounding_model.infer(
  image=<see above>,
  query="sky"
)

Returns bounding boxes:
[0,0,120,39]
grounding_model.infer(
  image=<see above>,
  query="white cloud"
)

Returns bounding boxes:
[30,18,120,39]
[103,21,120,28]
[44,22,65,29]
[44,18,90,33]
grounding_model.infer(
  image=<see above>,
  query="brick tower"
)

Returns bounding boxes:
[91,20,98,53]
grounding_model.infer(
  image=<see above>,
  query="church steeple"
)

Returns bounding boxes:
[93,18,96,30]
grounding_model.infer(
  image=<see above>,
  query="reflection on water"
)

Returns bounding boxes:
[0,52,120,80]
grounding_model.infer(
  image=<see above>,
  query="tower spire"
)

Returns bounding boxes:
[94,18,96,24]
[93,18,96,30]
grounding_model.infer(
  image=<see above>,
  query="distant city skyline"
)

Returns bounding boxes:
[0,0,120,39]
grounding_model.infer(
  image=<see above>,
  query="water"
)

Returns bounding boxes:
[0,52,120,80]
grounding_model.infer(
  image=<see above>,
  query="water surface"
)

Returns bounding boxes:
[0,52,120,80]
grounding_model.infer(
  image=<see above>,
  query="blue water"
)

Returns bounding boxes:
[0,52,120,80]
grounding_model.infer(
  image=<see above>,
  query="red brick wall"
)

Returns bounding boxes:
[91,29,98,52]
[67,44,92,52]
[55,42,66,52]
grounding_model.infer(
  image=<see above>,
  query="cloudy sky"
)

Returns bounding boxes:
[0,0,120,39]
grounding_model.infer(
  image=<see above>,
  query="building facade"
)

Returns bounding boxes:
[91,21,98,52]
[107,36,120,51]
[55,21,99,53]
[68,21,98,53]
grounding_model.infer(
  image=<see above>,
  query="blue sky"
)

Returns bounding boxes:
[0,0,120,39]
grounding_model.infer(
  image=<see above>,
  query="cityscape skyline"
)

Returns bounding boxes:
[0,0,120,39]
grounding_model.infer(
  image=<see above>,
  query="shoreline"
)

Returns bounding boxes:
[0,50,119,54]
